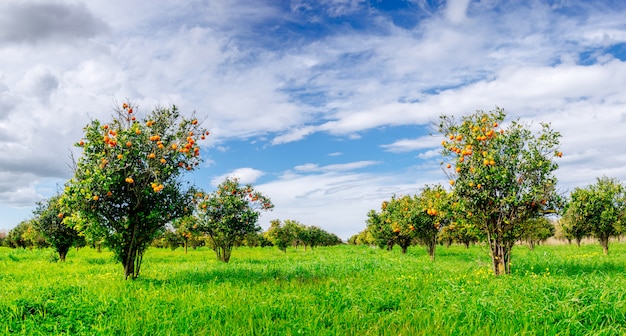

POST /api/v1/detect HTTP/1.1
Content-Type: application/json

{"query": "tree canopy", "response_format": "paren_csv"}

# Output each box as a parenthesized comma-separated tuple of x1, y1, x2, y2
(62, 103, 208, 279)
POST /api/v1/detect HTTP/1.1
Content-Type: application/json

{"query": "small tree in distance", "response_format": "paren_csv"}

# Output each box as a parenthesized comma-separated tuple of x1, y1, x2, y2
(565, 176, 625, 255)
(193, 178, 273, 262)
(32, 194, 81, 261)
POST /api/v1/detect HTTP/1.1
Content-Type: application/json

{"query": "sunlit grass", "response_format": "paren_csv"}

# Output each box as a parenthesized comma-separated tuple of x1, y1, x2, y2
(1, 243, 625, 335)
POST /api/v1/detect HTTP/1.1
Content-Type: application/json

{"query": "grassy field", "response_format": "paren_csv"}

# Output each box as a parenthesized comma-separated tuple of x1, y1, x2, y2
(1, 243, 625, 335)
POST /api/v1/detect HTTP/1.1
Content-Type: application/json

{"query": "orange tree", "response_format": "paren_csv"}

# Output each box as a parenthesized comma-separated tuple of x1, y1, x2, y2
(32, 195, 82, 261)
(172, 215, 203, 253)
(62, 103, 208, 279)
(565, 176, 625, 255)
(438, 107, 562, 275)
(367, 186, 447, 258)
(366, 209, 395, 251)
(192, 178, 273, 262)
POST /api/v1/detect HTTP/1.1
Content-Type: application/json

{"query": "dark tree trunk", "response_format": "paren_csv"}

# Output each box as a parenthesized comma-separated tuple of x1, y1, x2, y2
(427, 239, 436, 261)
(599, 236, 609, 255)
(58, 246, 70, 262)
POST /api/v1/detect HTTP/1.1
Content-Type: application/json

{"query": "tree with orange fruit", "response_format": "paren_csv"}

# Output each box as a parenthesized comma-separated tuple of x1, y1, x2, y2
(438, 107, 562, 275)
(62, 103, 209, 279)
(192, 177, 273, 262)
(32, 194, 82, 261)
(367, 185, 448, 259)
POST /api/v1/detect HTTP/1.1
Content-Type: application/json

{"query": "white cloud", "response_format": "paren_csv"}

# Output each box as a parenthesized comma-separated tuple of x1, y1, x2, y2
(294, 160, 381, 173)
(210, 168, 265, 186)
(444, 0, 471, 24)
(381, 135, 441, 153)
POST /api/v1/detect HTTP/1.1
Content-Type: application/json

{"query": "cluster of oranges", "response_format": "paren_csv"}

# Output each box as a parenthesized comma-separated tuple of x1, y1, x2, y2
(82, 103, 210, 201)
(151, 182, 164, 193)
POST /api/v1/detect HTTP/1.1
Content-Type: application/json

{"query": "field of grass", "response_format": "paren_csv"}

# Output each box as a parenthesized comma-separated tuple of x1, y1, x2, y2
(1, 242, 625, 335)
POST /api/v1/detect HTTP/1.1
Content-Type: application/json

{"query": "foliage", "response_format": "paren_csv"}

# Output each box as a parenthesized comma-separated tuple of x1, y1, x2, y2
(366, 209, 395, 251)
(366, 186, 449, 259)
(559, 212, 591, 246)
(565, 176, 625, 255)
(6, 221, 48, 250)
(264, 219, 340, 252)
(0, 230, 6, 247)
(193, 178, 273, 262)
(241, 232, 273, 247)
(62, 103, 208, 279)
(31, 195, 82, 261)
(172, 215, 203, 252)
(519, 217, 555, 249)
(438, 221, 482, 248)
(438, 107, 562, 275)
(349, 227, 375, 246)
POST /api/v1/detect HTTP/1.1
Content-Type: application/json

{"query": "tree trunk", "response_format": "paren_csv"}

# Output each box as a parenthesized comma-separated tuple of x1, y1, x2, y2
(575, 238, 581, 247)
(216, 244, 232, 262)
(599, 236, 609, 255)
(184, 240, 188, 254)
(58, 246, 69, 262)
(427, 240, 436, 261)
(401, 245, 408, 254)
(488, 232, 511, 276)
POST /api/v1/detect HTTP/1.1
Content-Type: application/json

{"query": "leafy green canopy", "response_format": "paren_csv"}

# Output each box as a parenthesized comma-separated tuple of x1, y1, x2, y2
(32, 195, 82, 261)
(193, 178, 273, 262)
(438, 107, 562, 275)
(566, 176, 625, 255)
(62, 103, 209, 279)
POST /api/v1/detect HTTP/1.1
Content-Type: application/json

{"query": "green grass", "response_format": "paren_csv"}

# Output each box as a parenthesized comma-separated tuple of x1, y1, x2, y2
(1, 243, 625, 335)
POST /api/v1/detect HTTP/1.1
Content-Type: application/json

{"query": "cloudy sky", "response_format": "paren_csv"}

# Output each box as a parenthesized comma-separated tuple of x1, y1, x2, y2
(1, 0, 625, 240)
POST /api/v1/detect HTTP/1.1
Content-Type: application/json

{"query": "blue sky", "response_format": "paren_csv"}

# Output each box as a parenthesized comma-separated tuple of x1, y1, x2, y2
(1, 0, 626, 240)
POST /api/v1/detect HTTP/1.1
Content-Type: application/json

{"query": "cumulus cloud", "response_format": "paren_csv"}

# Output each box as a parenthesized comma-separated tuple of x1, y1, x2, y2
(210, 168, 265, 186)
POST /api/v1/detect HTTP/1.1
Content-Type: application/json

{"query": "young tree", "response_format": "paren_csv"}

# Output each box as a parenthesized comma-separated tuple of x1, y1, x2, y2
(565, 176, 625, 255)
(366, 209, 395, 250)
(560, 212, 590, 246)
(172, 215, 203, 253)
(6, 221, 30, 249)
(32, 195, 81, 261)
(519, 217, 555, 250)
(305, 226, 324, 249)
(438, 108, 562, 275)
(193, 178, 273, 262)
(62, 103, 208, 279)
(265, 219, 293, 252)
